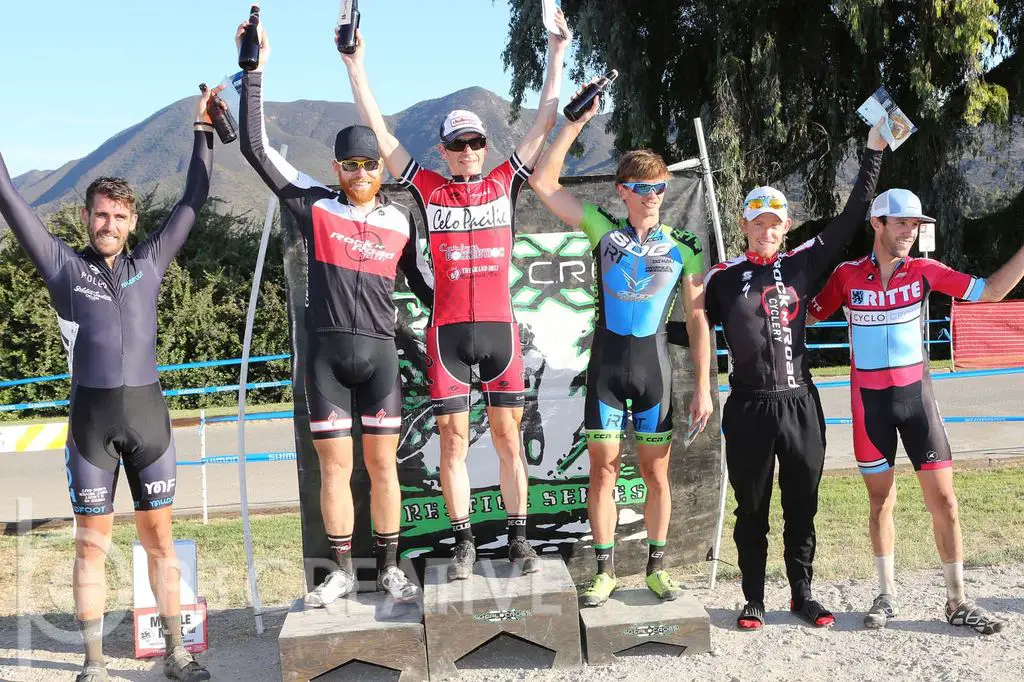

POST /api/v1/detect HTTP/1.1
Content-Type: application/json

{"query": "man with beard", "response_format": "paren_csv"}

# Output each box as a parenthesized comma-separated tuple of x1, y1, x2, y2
(0, 91, 218, 681)
(238, 22, 434, 606)
(809, 189, 1022, 634)
(342, 11, 572, 580)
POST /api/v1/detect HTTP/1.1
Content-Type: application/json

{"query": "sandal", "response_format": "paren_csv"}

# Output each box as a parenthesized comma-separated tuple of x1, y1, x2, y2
(737, 601, 765, 630)
(945, 600, 1006, 635)
(791, 598, 835, 628)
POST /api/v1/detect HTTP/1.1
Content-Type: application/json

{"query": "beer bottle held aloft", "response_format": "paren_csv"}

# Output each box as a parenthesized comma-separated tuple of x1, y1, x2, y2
(200, 84, 238, 144)
(238, 5, 261, 71)
(336, 0, 360, 54)
(563, 69, 618, 122)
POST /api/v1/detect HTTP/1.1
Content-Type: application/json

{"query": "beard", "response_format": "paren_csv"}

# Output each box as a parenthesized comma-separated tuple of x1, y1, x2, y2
(89, 231, 127, 256)
(342, 174, 382, 204)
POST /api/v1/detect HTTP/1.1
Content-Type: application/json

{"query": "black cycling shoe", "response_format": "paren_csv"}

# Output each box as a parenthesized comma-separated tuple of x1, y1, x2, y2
(164, 646, 211, 681)
(447, 540, 476, 581)
(507, 537, 540, 574)
(737, 601, 765, 630)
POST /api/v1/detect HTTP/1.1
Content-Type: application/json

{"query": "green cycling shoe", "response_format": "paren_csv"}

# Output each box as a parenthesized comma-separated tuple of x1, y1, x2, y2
(646, 570, 683, 601)
(580, 572, 617, 608)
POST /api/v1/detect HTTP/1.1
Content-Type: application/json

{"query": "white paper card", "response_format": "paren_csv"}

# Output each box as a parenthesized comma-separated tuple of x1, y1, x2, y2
(541, 0, 564, 37)
(338, 0, 354, 24)
(857, 86, 918, 150)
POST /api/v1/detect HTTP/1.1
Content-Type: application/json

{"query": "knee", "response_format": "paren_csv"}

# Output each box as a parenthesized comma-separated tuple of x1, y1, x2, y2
(868, 493, 896, 520)
(75, 537, 108, 563)
(926, 492, 959, 523)
(365, 458, 398, 487)
(589, 461, 619, 489)
(439, 429, 469, 464)
(490, 420, 521, 456)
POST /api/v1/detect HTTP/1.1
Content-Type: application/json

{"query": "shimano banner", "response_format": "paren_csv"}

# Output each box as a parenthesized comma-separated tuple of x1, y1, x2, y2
(281, 170, 722, 587)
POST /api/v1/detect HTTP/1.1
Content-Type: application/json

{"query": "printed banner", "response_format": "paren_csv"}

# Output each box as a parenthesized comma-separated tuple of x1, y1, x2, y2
(281, 170, 722, 587)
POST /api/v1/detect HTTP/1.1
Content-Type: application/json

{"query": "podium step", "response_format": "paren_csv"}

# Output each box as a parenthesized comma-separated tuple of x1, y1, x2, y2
(278, 593, 427, 681)
(423, 557, 582, 678)
(579, 588, 711, 665)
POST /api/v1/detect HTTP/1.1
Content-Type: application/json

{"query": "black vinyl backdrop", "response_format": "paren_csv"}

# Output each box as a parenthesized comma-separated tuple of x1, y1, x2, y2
(280, 170, 722, 588)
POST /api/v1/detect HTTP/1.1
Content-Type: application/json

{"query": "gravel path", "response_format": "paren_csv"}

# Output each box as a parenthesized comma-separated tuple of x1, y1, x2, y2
(2, 565, 1020, 681)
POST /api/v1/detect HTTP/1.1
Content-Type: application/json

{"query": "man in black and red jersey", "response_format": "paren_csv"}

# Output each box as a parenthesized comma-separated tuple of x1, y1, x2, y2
(703, 122, 887, 630)
(343, 12, 572, 580)
(237, 22, 434, 607)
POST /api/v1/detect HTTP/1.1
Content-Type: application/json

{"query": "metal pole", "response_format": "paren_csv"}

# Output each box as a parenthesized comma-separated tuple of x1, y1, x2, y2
(923, 249, 931, 358)
(200, 408, 208, 525)
(237, 144, 287, 635)
(693, 118, 730, 591)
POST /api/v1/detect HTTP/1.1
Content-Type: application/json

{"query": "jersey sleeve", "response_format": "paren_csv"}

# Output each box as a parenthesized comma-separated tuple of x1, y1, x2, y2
(487, 153, 531, 203)
(921, 258, 986, 301)
(133, 128, 214, 275)
(670, 228, 704, 277)
(239, 71, 334, 232)
(0, 150, 72, 282)
(578, 203, 618, 248)
(803, 148, 883, 279)
(397, 158, 448, 223)
(701, 271, 722, 324)
(809, 265, 847, 320)
(394, 202, 435, 308)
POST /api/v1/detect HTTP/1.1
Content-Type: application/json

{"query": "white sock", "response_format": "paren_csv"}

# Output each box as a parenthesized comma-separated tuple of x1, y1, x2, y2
(942, 561, 965, 604)
(874, 554, 896, 596)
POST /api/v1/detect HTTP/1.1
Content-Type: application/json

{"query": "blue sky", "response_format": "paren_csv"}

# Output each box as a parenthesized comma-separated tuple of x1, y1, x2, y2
(0, 1, 575, 176)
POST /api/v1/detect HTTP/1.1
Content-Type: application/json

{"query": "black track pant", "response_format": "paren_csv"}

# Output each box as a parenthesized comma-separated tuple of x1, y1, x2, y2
(723, 385, 825, 604)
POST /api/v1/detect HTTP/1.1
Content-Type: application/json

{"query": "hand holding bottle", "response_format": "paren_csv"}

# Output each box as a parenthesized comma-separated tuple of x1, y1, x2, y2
(195, 84, 226, 126)
(235, 17, 269, 72)
(338, 27, 365, 69)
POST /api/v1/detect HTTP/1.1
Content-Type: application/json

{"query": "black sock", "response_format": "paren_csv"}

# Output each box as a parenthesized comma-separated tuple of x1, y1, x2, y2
(161, 614, 183, 653)
(507, 515, 527, 541)
(450, 516, 473, 545)
(647, 539, 666, 575)
(78, 617, 104, 665)
(375, 531, 400, 573)
(594, 543, 615, 577)
(327, 533, 354, 575)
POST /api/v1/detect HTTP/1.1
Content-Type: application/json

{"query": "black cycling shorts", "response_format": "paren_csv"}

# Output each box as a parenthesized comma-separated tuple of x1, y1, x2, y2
(584, 329, 673, 445)
(852, 378, 952, 474)
(306, 332, 403, 439)
(426, 322, 526, 415)
(65, 382, 177, 516)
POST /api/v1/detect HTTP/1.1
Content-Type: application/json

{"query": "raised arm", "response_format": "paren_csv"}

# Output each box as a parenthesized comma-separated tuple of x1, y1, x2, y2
(807, 121, 887, 278)
(237, 22, 332, 221)
(136, 92, 215, 274)
(342, 30, 411, 179)
(979, 244, 1024, 301)
(0, 150, 70, 281)
(528, 93, 600, 230)
(514, 10, 572, 167)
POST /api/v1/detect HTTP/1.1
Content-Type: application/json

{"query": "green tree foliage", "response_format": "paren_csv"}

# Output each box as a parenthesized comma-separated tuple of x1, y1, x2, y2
(0, 197, 292, 419)
(503, 0, 1023, 274)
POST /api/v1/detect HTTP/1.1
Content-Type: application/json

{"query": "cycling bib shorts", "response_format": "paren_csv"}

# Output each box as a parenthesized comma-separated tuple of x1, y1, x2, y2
(426, 322, 525, 414)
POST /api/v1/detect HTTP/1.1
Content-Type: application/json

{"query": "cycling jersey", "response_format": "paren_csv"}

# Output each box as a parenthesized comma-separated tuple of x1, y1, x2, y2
(398, 153, 530, 326)
(810, 254, 985, 472)
(1, 129, 213, 515)
(578, 203, 703, 336)
(0, 131, 214, 389)
(240, 71, 434, 337)
(703, 149, 883, 392)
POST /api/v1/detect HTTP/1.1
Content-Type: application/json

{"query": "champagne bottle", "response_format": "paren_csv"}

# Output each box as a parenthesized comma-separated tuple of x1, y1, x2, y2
(563, 69, 618, 122)
(200, 84, 238, 144)
(336, 0, 360, 54)
(238, 5, 261, 71)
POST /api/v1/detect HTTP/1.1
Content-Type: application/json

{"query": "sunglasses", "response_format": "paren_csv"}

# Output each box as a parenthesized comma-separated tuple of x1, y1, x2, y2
(745, 195, 786, 210)
(338, 158, 381, 172)
(444, 137, 487, 152)
(621, 181, 667, 196)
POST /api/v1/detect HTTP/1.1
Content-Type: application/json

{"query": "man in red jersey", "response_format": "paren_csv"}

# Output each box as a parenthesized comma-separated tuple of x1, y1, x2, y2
(342, 11, 572, 580)
(810, 188, 1023, 634)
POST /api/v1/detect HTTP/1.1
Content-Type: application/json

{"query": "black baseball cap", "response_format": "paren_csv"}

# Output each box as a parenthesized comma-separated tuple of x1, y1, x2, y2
(334, 125, 380, 160)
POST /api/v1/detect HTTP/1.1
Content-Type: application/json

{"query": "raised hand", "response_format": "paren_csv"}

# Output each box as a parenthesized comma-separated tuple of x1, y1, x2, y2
(195, 83, 227, 125)
(339, 27, 365, 69)
(235, 20, 270, 71)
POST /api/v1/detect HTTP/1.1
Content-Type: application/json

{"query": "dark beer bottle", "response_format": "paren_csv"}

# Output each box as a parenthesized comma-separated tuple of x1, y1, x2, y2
(563, 69, 619, 122)
(200, 84, 238, 144)
(336, 0, 360, 54)
(238, 5, 261, 71)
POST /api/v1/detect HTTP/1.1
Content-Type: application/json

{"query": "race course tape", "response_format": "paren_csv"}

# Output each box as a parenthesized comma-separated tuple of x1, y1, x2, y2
(178, 452, 297, 466)
(0, 422, 68, 452)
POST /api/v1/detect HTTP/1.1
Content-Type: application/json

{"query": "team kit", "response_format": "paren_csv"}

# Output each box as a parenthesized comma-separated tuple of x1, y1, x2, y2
(2, 7, 1023, 682)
